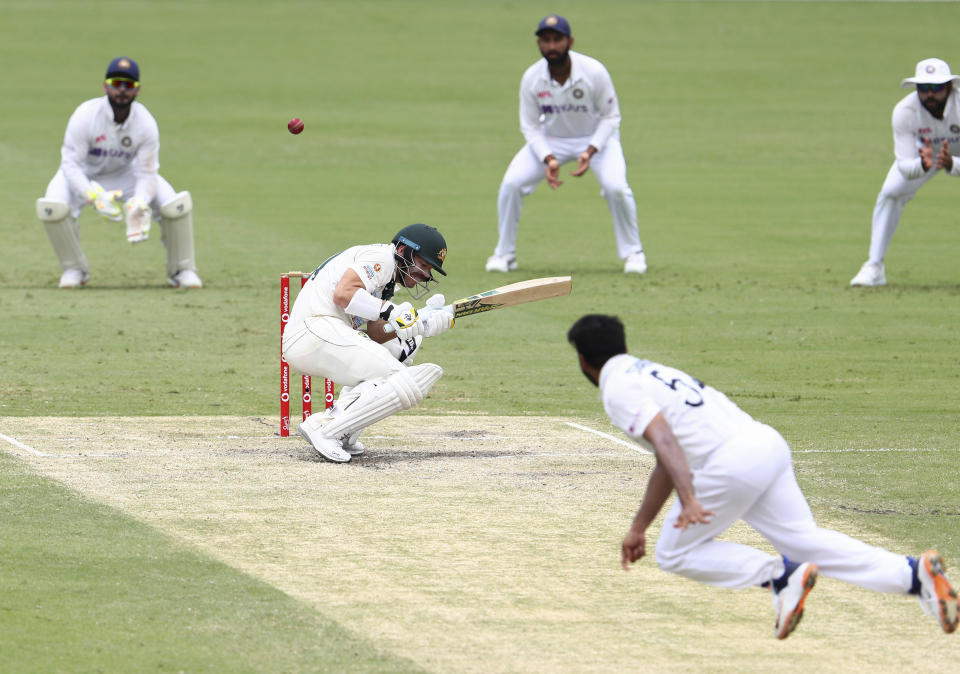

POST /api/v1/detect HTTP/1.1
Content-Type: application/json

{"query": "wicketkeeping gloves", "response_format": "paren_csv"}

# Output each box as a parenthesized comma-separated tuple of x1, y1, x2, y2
(124, 197, 152, 243)
(86, 181, 124, 222)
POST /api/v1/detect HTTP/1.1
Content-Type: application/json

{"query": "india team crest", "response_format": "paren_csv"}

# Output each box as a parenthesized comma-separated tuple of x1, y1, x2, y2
(545, 15, 559, 27)
(121, 137, 132, 147)
(119, 58, 131, 69)
(573, 88, 584, 99)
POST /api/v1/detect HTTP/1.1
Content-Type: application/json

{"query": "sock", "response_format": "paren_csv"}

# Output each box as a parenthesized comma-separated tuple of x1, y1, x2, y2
(771, 556, 800, 593)
(907, 556, 921, 595)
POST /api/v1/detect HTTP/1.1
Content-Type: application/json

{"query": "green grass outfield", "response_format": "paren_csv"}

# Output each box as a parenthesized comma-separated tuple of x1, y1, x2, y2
(1, 0, 959, 671)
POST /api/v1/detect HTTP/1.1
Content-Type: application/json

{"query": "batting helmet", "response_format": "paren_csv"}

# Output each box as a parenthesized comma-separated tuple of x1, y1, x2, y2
(392, 224, 447, 276)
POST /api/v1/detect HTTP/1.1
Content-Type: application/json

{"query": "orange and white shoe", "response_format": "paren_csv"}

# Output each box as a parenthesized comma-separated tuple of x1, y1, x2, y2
(917, 550, 959, 634)
(772, 561, 818, 639)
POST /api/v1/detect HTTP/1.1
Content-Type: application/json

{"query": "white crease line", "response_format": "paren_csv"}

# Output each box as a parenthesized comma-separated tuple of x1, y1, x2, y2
(0, 432, 55, 457)
(564, 422, 653, 455)
(795, 448, 946, 454)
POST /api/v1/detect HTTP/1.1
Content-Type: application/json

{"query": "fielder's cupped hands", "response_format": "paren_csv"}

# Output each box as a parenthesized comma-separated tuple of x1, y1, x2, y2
(674, 499, 715, 530)
(545, 156, 563, 189)
(936, 139, 954, 171)
(570, 150, 592, 177)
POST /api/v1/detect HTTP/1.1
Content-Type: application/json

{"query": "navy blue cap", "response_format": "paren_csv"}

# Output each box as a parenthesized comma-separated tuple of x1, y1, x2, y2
(105, 57, 140, 81)
(535, 15, 571, 37)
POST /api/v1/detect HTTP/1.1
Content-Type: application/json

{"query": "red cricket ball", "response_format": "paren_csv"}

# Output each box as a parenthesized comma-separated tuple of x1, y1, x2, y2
(288, 117, 304, 135)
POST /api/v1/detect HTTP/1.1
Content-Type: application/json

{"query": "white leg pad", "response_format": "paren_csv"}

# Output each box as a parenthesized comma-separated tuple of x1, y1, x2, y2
(321, 363, 443, 440)
(159, 191, 197, 277)
(37, 199, 89, 273)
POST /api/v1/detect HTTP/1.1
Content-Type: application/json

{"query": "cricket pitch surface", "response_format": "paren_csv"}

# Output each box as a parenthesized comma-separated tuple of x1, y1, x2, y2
(0, 415, 952, 672)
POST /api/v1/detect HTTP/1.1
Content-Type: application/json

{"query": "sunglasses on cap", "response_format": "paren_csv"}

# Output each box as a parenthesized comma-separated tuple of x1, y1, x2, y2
(105, 77, 140, 90)
(917, 82, 948, 93)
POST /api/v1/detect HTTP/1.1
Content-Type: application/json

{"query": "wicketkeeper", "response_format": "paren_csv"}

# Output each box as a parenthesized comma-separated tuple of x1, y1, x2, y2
(282, 224, 454, 463)
(36, 57, 201, 289)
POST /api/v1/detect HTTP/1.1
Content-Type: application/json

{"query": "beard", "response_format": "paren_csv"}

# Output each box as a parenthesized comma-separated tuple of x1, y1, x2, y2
(541, 47, 570, 68)
(922, 96, 947, 118)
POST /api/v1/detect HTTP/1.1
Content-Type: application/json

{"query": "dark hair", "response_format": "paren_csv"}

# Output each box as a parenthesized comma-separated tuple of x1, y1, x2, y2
(567, 314, 627, 369)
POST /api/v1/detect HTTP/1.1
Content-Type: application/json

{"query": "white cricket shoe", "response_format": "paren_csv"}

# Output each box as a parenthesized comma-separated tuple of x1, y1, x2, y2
(917, 550, 959, 633)
(624, 251, 647, 274)
(485, 254, 518, 272)
(168, 269, 203, 289)
(298, 414, 351, 463)
(341, 431, 365, 456)
(59, 268, 89, 289)
(850, 261, 886, 287)
(772, 561, 817, 639)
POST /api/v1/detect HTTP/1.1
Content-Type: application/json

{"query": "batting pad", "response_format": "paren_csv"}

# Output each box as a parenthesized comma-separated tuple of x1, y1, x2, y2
(159, 191, 196, 277)
(37, 199, 89, 273)
(321, 363, 443, 440)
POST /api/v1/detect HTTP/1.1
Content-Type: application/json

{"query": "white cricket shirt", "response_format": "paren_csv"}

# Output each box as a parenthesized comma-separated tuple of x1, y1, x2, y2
(288, 244, 397, 331)
(518, 50, 622, 162)
(599, 354, 759, 466)
(59, 96, 160, 201)
(891, 90, 960, 179)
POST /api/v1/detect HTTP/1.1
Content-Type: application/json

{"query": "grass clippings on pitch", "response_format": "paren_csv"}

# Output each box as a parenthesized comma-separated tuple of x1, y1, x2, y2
(1, 416, 954, 674)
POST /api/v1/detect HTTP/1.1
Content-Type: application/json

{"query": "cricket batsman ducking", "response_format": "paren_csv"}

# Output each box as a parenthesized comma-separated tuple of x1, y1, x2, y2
(282, 224, 454, 463)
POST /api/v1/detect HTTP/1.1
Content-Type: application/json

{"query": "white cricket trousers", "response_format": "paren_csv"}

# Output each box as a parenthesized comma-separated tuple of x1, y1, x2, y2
(282, 316, 403, 387)
(654, 423, 913, 593)
(44, 168, 178, 219)
(867, 162, 944, 264)
(494, 135, 643, 260)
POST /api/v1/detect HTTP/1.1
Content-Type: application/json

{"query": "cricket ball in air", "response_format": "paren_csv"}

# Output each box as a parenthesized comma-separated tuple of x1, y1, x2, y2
(288, 117, 304, 135)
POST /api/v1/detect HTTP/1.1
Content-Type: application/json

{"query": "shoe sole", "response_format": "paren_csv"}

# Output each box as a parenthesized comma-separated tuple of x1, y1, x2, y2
(777, 565, 817, 640)
(298, 426, 351, 463)
(922, 552, 959, 634)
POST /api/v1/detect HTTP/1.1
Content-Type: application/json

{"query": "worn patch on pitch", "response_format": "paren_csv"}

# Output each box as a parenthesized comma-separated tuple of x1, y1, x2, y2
(0, 416, 953, 673)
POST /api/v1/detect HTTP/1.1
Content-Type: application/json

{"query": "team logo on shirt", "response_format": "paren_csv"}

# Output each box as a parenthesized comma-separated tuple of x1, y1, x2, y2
(572, 88, 584, 99)
(952, 124, 960, 134)
(373, 263, 382, 272)
(121, 136, 132, 147)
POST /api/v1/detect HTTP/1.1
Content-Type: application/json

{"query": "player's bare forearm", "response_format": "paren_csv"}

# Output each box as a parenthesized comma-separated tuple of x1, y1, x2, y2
(365, 320, 394, 344)
(643, 414, 714, 528)
(621, 463, 671, 569)
(632, 462, 673, 531)
(333, 269, 368, 308)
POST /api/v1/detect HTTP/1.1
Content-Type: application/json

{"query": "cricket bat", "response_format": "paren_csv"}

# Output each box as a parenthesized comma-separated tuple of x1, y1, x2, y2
(446, 276, 572, 318)
(383, 277, 572, 333)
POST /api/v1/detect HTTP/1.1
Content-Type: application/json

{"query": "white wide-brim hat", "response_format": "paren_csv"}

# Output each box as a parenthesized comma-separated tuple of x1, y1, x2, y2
(901, 57, 960, 89)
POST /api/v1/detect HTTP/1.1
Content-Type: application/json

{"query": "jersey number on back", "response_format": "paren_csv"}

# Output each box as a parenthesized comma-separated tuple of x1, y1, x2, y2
(649, 369, 705, 407)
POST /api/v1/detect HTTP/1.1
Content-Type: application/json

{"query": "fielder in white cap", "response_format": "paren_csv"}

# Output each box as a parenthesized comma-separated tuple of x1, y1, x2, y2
(36, 57, 202, 289)
(569, 314, 959, 639)
(485, 14, 647, 275)
(851, 57, 960, 286)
